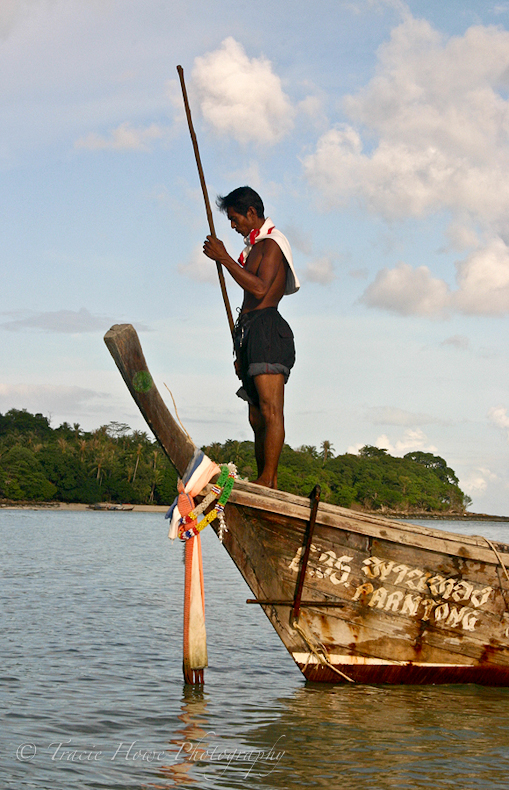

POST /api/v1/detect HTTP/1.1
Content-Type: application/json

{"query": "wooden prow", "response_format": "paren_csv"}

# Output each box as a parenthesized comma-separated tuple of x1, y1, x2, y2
(104, 324, 196, 477)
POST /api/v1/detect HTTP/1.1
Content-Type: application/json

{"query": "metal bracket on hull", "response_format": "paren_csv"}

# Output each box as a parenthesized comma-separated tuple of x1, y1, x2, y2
(246, 485, 328, 612)
(292, 484, 321, 622)
(244, 483, 357, 682)
(246, 599, 346, 606)
(246, 486, 325, 612)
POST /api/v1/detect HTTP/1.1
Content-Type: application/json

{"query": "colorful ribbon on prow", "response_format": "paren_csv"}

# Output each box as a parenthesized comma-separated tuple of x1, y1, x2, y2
(165, 451, 236, 684)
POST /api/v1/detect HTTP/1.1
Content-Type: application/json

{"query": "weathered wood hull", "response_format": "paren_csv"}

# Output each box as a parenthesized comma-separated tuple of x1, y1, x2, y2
(105, 324, 509, 685)
(213, 483, 509, 685)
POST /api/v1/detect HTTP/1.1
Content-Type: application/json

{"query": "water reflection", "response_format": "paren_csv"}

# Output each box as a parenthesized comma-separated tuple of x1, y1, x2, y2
(5, 512, 509, 790)
(155, 686, 211, 787)
(146, 681, 509, 790)
(151, 683, 287, 790)
(241, 683, 509, 790)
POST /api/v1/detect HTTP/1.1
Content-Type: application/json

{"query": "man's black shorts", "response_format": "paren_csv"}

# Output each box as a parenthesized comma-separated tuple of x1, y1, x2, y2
(233, 307, 295, 407)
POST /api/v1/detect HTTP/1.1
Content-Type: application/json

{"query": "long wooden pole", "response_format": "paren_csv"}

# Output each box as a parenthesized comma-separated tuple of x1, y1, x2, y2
(177, 65, 235, 338)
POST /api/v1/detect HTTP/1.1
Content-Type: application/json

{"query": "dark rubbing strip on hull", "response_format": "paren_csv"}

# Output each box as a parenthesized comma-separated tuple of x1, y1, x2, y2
(299, 662, 509, 685)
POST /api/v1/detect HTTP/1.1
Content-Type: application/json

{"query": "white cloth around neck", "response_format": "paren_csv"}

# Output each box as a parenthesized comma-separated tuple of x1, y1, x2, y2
(238, 217, 300, 296)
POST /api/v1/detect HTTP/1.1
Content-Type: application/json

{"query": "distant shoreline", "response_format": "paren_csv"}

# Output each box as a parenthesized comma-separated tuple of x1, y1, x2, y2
(1, 501, 508, 521)
(0, 502, 168, 513)
(391, 512, 509, 522)
(352, 507, 509, 522)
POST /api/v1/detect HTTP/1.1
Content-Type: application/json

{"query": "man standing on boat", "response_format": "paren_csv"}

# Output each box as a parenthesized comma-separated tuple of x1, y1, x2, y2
(203, 186, 299, 489)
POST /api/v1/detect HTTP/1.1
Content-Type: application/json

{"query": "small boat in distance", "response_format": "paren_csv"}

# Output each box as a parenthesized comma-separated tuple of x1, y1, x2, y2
(88, 503, 135, 511)
(105, 324, 509, 685)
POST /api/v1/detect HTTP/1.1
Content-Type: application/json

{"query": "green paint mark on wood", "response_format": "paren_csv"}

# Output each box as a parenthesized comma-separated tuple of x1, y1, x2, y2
(132, 370, 153, 394)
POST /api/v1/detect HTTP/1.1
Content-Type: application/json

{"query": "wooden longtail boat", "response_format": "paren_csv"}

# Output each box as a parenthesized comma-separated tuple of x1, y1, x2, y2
(105, 324, 509, 685)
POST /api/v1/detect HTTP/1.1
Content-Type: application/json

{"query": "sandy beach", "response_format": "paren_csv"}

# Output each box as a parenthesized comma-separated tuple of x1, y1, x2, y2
(0, 502, 168, 513)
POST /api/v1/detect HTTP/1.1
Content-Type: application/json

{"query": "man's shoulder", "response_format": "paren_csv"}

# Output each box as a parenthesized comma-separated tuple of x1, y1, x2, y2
(257, 236, 286, 261)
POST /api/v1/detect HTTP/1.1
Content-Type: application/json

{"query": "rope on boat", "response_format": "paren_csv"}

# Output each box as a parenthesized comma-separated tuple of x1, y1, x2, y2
(164, 383, 193, 440)
(477, 536, 509, 612)
(472, 535, 509, 613)
(291, 619, 355, 683)
(481, 537, 509, 586)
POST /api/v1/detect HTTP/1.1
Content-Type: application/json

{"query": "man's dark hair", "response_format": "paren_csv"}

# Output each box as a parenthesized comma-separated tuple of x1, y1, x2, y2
(216, 186, 264, 219)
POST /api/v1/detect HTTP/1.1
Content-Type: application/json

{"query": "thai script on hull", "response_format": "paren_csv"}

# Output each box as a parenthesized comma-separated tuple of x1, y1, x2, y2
(288, 546, 494, 633)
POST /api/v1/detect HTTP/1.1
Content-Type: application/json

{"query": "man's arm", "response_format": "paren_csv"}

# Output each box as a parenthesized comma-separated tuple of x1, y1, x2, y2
(203, 236, 283, 300)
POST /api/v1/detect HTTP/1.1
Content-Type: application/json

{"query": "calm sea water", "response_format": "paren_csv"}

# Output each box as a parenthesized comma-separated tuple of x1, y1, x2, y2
(2, 510, 509, 790)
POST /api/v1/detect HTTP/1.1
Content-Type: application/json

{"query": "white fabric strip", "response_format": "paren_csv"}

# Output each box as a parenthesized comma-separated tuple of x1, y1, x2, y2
(238, 217, 300, 296)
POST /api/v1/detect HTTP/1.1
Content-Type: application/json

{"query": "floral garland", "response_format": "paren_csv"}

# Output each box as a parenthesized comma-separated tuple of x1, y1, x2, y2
(178, 464, 236, 541)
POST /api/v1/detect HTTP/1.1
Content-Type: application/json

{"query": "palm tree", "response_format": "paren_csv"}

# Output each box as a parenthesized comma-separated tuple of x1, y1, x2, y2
(298, 445, 319, 459)
(78, 439, 87, 461)
(132, 443, 143, 482)
(57, 437, 69, 454)
(149, 450, 162, 503)
(320, 440, 335, 466)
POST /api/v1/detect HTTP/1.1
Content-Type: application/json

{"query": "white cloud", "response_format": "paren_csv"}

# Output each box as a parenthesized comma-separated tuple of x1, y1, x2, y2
(461, 467, 499, 497)
(347, 428, 437, 456)
(178, 244, 218, 284)
(305, 15, 509, 224)
(444, 222, 481, 252)
(302, 256, 336, 285)
(75, 121, 165, 151)
(453, 238, 509, 315)
(304, 12, 509, 315)
(346, 442, 365, 455)
(375, 428, 438, 455)
(297, 93, 329, 131)
(0, 307, 126, 333)
(461, 474, 488, 495)
(488, 405, 509, 442)
(360, 261, 450, 316)
(192, 37, 294, 145)
(361, 236, 509, 316)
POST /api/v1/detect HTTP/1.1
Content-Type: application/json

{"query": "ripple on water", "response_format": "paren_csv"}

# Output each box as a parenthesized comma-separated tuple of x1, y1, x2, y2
(2, 511, 509, 789)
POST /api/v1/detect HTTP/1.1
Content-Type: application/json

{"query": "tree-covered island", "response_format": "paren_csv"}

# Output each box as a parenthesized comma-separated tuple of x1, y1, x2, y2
(0, 408, 472, 515)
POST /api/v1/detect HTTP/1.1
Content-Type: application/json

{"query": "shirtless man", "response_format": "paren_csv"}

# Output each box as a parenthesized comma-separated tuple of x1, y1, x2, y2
(203, 186, 299, 489)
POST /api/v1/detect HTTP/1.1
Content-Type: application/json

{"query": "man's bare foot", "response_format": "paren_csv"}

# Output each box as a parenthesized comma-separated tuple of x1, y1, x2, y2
(252, 477, 278, 489)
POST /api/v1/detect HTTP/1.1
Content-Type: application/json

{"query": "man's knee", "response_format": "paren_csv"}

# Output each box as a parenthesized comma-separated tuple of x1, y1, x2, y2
(258, 398, 283, 424)
(254, 374, 284, 420)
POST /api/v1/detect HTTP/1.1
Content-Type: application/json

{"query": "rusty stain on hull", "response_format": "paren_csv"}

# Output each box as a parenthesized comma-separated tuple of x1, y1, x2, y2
(300, 662, 509, 685)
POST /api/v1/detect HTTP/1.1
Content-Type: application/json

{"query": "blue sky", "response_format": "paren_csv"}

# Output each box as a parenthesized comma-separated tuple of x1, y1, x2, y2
(2, 0, 509, 513)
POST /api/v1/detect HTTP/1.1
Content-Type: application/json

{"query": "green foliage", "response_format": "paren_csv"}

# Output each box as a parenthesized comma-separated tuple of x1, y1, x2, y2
(0, 414, 177, 505)
(0, 411, 469, 513)
(202, 441, 470, 514)
(1, 445, 57, 501)
(0, 408, 52, 439)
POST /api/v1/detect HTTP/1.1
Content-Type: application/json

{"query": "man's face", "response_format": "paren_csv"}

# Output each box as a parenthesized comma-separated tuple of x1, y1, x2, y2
(227, 207, 254, 236)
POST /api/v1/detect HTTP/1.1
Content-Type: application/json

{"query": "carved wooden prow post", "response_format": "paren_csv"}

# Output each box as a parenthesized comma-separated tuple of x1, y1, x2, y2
(104, 323, 196, 477)
(105, 323, 208, 686)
